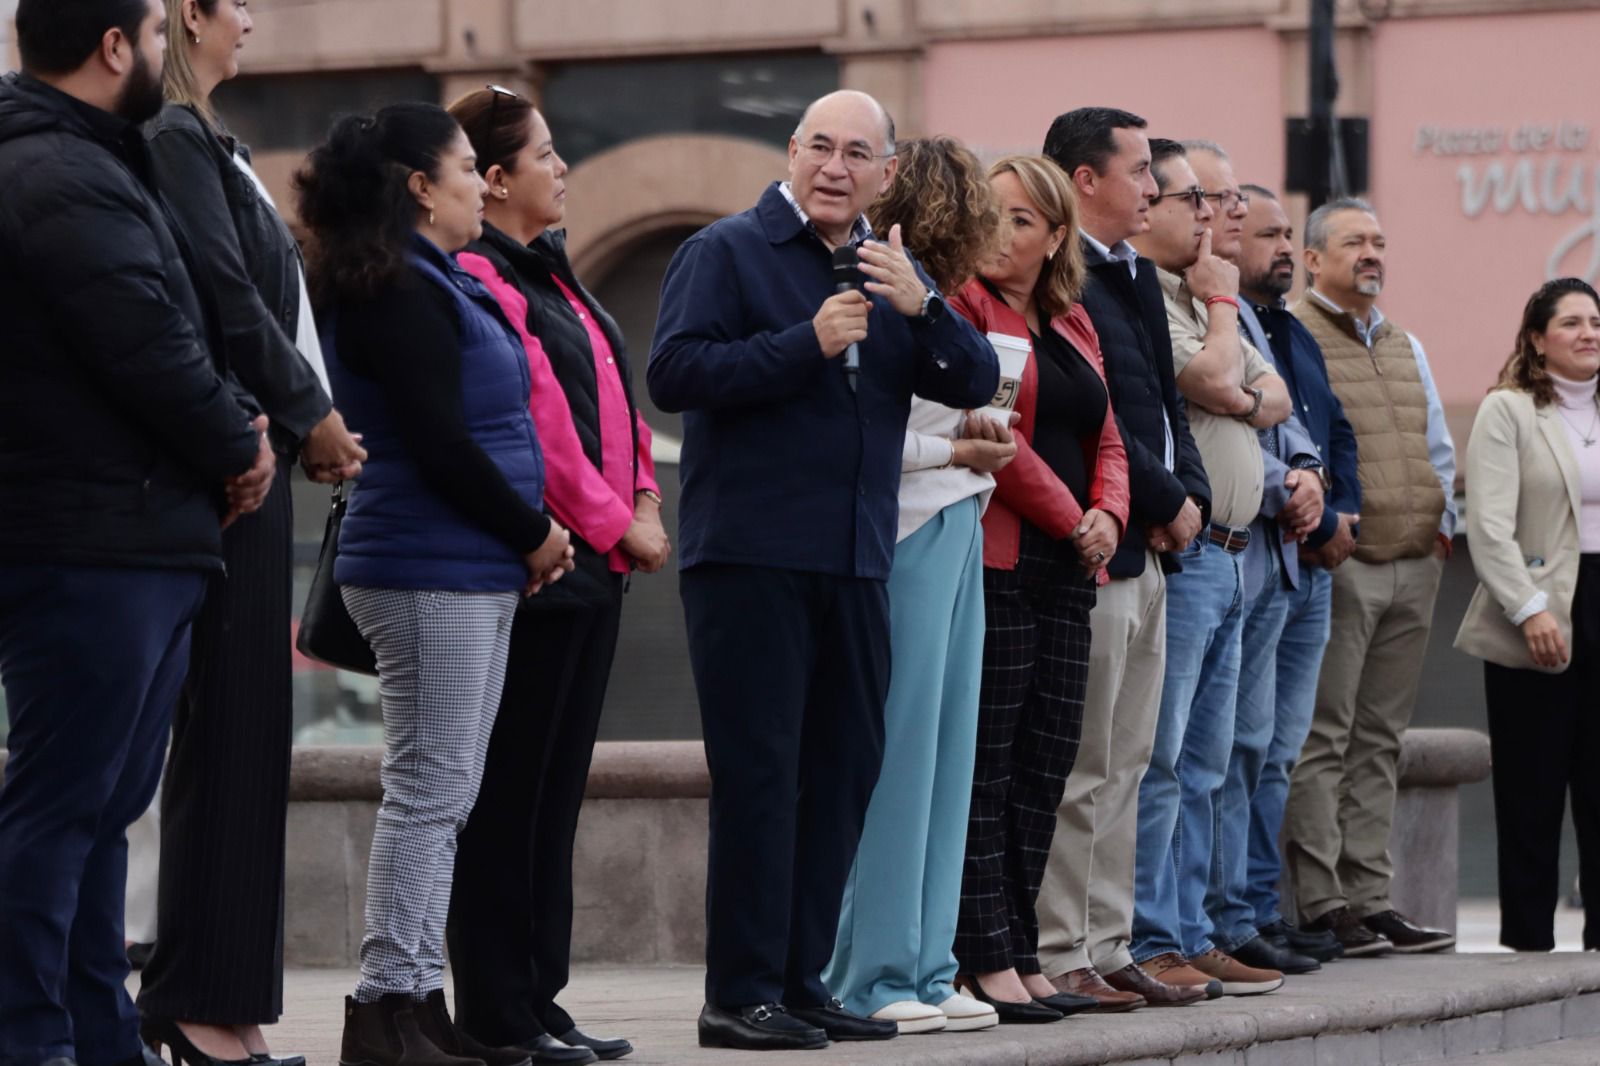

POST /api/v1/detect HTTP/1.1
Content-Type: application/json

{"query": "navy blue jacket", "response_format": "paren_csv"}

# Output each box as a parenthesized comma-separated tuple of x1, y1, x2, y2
(1077, 240, 1211, 578)
(326, 238, 546, 592)
(1245, 297, 1361, 541)
(648, 182, 998, 581)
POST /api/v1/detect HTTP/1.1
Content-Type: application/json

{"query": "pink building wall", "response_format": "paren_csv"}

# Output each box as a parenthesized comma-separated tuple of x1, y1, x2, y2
(923, 29, 1285, 208)
(1369, 9, 1600, 445)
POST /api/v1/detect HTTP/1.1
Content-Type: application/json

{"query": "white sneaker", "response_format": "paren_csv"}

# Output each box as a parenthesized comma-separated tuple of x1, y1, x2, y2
(870, 999, 947, 1034)
(935, 992, 999, 1032)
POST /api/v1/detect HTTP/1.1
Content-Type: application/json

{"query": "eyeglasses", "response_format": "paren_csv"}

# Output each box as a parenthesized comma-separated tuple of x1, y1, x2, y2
(486, 83, 520, 128)
(800, 139, 891, 173)
(1151, 185, 1205, 210)
(1202, 188, 1251, 211)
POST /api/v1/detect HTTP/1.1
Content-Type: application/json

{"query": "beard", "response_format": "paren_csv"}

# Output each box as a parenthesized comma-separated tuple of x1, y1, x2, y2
(1245, 258, 1294, 300)
(1352, 261, 1384, 297)
(114, 46, 165, 124)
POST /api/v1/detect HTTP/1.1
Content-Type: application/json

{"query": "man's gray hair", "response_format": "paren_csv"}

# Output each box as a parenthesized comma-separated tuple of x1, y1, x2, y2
(1179, 138, 1230, 162)
(1305, 196, 1378, 251)
(793, 91, 896, 155)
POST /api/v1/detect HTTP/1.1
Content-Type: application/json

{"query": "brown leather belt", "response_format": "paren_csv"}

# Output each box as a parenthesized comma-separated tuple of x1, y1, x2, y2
(1206, 522, 1252, 555)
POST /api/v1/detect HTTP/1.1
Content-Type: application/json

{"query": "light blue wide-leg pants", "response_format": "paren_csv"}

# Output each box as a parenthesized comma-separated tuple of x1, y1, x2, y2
(826, 495, 985, 1015)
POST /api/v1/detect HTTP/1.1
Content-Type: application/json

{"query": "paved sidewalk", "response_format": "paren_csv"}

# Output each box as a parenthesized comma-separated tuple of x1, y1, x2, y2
(136, 953, 1600, 1066)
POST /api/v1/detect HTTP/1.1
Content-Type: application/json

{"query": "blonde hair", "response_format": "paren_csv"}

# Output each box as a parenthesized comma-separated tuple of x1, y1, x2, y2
(161, 0, 219, 130)
(987, 154, 1086, 320)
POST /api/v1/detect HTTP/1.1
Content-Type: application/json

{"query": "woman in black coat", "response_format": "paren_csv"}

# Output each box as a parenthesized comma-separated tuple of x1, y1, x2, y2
(440, 86, 671, 1064)
(134, 2, 366, 1063)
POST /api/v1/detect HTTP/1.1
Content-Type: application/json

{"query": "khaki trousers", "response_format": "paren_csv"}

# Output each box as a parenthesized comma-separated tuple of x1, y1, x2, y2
(1036, 553, 1166, 977)
(1284, 552, 1444, 923)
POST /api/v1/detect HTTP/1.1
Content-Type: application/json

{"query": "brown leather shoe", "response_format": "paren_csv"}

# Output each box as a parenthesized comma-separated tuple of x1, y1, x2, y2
(1049, 968, 1145, 1013)
(1102, 959, 1207, 1005)
(1187, 948, 1284, 996)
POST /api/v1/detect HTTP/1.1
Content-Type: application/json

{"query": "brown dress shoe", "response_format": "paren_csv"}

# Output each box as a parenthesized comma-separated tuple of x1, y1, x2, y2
(1101, 960, 1207, 1006)
(1050, 968, 1145, 1013)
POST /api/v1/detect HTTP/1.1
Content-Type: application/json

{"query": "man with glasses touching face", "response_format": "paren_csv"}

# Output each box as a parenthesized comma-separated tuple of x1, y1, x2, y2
(1127, 139, 1294, 1000)
(648, 90, 997, 1052)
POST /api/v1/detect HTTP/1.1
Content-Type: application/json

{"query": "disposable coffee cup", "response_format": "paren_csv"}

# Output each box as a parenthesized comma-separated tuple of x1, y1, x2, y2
(978, 332, 1030, 422)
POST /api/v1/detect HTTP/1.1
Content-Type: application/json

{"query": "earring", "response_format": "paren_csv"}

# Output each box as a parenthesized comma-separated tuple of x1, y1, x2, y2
(428, 210, 435, 226)
(191, 33, 201, 44)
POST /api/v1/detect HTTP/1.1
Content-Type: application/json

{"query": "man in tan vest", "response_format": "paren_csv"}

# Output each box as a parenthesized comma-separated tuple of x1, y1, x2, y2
(1284, 198, 1457, 956)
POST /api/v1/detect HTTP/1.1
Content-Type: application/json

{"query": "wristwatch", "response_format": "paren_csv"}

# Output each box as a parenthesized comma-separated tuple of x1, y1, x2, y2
(918, 288, 946, 322)
(1238, 386, 1263, 423)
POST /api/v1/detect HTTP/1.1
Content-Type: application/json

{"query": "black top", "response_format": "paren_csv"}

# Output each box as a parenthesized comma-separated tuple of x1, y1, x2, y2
(0, 73, 259, 571)
(1030, 326, 1107, 511)
(335, 276, 551, 553)
(1077, 238, 1212, 577)
(145, 104, 332, 448)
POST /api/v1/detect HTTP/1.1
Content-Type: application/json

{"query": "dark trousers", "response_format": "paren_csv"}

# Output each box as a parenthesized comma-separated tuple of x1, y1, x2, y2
(681, 564, 890, 1009)
(447, 575, 625, 1044)
(1485, 553, 1600, 952)
(956, 529, 1096, 975)
(138, 460, 295, 1024)
(0, 563, 206, 1066)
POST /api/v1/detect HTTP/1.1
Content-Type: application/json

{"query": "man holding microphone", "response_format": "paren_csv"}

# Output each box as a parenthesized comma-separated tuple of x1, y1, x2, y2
(648, 89, 996, 1052)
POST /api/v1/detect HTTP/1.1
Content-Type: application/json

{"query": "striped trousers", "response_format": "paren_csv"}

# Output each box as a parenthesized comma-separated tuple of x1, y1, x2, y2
(342, 586, 518, 1002)
(956, 525, 1096, 976)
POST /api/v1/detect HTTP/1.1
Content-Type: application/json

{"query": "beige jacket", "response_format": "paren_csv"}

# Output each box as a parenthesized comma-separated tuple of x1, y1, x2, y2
(1453, 387, 1582, 673)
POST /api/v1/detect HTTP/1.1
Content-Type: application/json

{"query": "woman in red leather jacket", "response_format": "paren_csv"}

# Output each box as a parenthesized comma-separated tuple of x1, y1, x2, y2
(950, 154, 1129, 1023)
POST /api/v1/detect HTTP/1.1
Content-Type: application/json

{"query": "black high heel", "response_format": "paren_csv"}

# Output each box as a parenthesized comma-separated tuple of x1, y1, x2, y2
(139, 1019, 254, 1066)
(957, 975, 1064, 1023)
(250, 1053, 307, 1066)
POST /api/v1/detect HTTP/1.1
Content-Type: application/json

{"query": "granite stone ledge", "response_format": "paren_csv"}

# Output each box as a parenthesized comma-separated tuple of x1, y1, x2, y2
(283, 740, 710, 802)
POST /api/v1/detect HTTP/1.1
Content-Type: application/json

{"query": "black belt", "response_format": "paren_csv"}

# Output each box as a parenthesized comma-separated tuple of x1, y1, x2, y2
(1207, 522, 1251, 555)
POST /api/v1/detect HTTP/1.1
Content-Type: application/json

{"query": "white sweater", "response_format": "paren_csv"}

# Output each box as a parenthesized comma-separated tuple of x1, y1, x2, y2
(896, 398, 996, 543)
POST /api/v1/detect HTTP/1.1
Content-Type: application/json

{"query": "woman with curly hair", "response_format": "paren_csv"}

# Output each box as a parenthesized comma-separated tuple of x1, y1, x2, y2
(824, 136, 1016, 1035)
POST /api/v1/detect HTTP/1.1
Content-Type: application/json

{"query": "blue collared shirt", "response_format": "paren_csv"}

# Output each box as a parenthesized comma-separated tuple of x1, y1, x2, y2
(647, 182, 998, 580)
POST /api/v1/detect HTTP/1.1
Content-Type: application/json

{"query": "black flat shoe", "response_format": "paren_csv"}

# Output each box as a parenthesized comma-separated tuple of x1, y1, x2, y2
(250, 1054, 307, 1066)
(1031, 990, 1099, 1017)
(697, 1003, 828, 1051)
(786, 999, 896, 1041)
(960, 977, 1065, 1024)
(517, 1034, 596, 1064)
(552, 1028, 630, 1061)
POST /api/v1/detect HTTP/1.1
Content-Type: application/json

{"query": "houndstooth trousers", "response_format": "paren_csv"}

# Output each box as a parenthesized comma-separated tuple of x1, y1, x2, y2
(342, 586, 518, 1002)
(956, 525, 1097, 976)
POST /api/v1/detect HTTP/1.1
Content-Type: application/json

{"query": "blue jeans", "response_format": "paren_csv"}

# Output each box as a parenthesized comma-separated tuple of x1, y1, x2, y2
(1131, 540, 1244, 962)
(1207, 550, 1290, 951)
(1244, 567, 1332, 927)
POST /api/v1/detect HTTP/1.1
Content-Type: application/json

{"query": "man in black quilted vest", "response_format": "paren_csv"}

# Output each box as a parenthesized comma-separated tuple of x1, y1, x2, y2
(1033, 107, 1213, 1010)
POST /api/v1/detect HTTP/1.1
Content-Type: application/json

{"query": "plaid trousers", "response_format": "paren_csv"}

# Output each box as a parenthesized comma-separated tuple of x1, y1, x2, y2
(956, 526, 1096, 975)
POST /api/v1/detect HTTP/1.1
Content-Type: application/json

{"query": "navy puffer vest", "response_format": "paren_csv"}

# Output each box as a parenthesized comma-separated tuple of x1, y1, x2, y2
(326, 236, 545, 592)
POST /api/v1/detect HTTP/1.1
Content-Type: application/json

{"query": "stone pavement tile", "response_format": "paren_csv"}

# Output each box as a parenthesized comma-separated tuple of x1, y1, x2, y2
(1378, 1020, 1443, 1064)
(147, 954, 1600, 1066)
(1435, 1033, 1600, 1065)
(1500, 1000, 1564, 1049)
(1562, 992, 1600, 1038)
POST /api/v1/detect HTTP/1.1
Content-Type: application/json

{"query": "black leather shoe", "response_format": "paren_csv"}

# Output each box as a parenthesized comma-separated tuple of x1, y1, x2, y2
(250, 1054, 307, 1066)
(1259, 919, 1344, 962)
(961, 976, 1065, 1023)
(1361, 910, 1455, 953)
(1229, 934, 1320, 975)
(552, 1029, 629, 1061)
(786, 999, 896, 1041)
(516, 1034, 597, 1064)
(1031, 989, 1099, 1017)
(697, 1003, 827, 1051)
(1305, 906, 1393, 957)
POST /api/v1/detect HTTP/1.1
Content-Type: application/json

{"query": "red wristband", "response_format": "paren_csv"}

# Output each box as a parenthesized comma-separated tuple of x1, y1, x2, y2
(1205, 295, 1240, 311)
(1436, 531, 1454, 559)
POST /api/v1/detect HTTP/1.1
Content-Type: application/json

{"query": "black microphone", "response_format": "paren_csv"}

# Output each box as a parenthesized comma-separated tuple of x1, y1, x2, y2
(831, 245, 862, 392)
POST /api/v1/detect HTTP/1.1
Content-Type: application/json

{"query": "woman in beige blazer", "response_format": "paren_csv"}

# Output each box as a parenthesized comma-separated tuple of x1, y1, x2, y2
(1455, 276, 1600, 952)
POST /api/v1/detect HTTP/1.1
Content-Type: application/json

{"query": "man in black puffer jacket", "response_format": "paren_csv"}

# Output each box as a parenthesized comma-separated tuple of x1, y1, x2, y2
(0, 3, 270, 1065)
(1030, 107, 1218, 1013)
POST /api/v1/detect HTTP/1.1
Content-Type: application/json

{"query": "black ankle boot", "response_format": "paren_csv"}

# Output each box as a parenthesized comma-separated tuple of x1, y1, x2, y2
(338, 995, 486, 1066)
(415, 991, 532, 1066)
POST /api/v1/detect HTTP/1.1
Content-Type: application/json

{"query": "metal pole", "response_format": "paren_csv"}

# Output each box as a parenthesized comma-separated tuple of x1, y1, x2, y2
(1307, 0, 1342, 210)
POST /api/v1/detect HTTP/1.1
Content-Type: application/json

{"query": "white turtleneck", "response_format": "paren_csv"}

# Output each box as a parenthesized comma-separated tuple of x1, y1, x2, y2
(1550, 371, 1600, 552)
